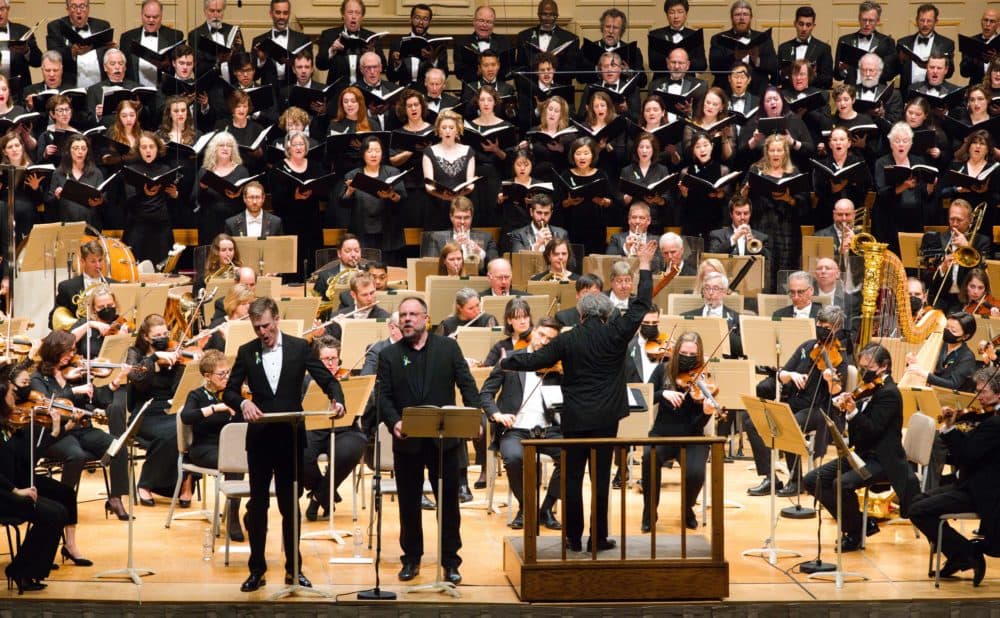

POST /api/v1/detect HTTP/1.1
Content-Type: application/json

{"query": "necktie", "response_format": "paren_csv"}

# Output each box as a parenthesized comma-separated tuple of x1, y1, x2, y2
(143, 31, 157, 38)
(274, 30, 287, 38)
(917, 36, 930, 45)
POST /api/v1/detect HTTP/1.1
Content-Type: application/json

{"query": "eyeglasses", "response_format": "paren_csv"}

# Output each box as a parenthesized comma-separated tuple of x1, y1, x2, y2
(703, 286, 726, 293)
(788, 288, 811, 296)
(212, 370, 231, 378)
(68, 3, 88, 10)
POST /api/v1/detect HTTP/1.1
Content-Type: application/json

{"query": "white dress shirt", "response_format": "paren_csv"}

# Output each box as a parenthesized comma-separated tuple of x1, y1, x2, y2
(138, 30, 160, 87)
(793, 305, 812, 319)
(260, 331, 283, 393)
(514, 368, 547, 430)
(702, 303, 724, 318)
(74, 24, 101, 89)
(910, 33, 933, 85)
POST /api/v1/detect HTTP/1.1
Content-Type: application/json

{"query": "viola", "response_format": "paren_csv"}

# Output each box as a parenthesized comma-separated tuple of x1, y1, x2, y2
(938, 407, 995, 432)
(644, 334, 673, 361)
(675, 363, 727, 421)
(963, 295, 1000, 316)
(63, 355, 148, 380)
(809, 338, 843, 382)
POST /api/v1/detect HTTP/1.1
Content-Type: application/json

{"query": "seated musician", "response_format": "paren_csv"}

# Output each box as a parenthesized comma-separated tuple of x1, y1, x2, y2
(180, 350, 246, 542)
(312, 234, 363, 301)
(69, 285, 130, 355)
(300, 336, 368, 522)
(909, 367, 1000, 586)
(481, 258, 526, 297)
(746, 305, 848, 497)
(195, 233, 241, 300)
(49, 239, 115, 331)
(606, 260, 636, 314)
(529, 238, 577, 282)
(483, 297, 533, 368)
(804, 342, 920, 552)
(321, 272, 391, 341)
(508, 194, 569, 254)
(680, 271, 743, 358)
(903, 311, 978, 392)
(201, 284, 254, 353)
(628, 303, 665, 384)
(480, 317, 563, 531)
(642, 332, 722, 532)
(773, 271, 822, 319)
(955, 268, 1000, 317)
(920, 199, 992, 311)
(422, 197, 500, 275)
(336, 261, 389, 312)
(707, 196, 770, 260)
(554, 273, 602, 328)
(657, 232, 695, 276)
(606, 202, 654, 258)
(438, 241, 465, 277)
(435, 287, 498, 337)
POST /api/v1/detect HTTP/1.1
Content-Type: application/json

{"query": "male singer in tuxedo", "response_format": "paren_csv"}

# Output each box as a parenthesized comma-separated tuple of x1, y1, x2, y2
(648, 48, 706, 119)
(251, 0, 311, 87)
(960, 9, 1000, 87)
(422, 68, 460, 120)
(82, 48, 139, 129)
(579, 8, 647, 88)
(119, 0, 183, 88)
(224, 181, 284, 237)
(515, 0, 579, 85)
(189, 0, 245, 80)
(0, 0, 42, 103)
(388, 4, 449, 88)
(316, 0, 386, 90)
(377, 296, 480, 584)
(707, 195, 770, 260)
(648, 0, 707, 74)
(896, 4, 955, 96)
(776, 7, 833, 89)
(708, 1, 778, 96)
(223, 297, 346, 592)
(45, 0, 111, 89)
(508, 195, 568, 253)
(834, 1, 898, 86)
(453, 6, 515, 84)
(502, 241, 656, 553)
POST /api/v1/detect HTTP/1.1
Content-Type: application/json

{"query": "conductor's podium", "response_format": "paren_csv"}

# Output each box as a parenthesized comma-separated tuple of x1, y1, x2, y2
(503, 436, 729, 602)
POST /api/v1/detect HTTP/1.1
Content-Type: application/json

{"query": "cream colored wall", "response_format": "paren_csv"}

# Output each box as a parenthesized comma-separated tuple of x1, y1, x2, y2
(13, 0, 997, 84)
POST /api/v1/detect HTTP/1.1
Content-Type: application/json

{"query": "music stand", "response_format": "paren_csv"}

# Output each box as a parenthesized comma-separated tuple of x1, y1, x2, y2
(252, 409, 338, 600)
(806, 413, 870, 589)
(740, 396, 808, 565)
(231, 235, 298, 275)
(97, 401, 154, 588)
(401, 405, 481, 598)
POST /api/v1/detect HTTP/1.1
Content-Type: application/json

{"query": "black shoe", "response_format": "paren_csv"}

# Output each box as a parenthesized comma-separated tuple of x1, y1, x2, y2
(685, 509, 698, 530)
(178, 498, 192, 508)
(285, 572, 312, 587)
(539, 508, 561, 530)
(240, 572, 266, 592)
(5, 565, 43, 595)
(228, 511, 245, 543)
(459, 485, 474, 503)
(641, 521, 651, 533)
(61, 546, 93, 567)
(398, 563, 420, 581)
(421, 495, 436, 510)
(444, 566, 462, 585)
(474, 477, 487, 489)
(334, 491, 343, 504)
(747, 478, 782, 496)
(840, 534, 862, 552)
(510, 511, 524, 530)
(138, 493, 155, 507)
(305, 497, 321, 522)
(939, 557, 972, 578)
(776, 481, 800, 498)
(612, 468, 627, 489)
(565, 538, 583, 552)
(586, 538, 617, 552)
(105, 497, 131, 521)
(972, 552, 987, 586)
(866, 518, 881, 537)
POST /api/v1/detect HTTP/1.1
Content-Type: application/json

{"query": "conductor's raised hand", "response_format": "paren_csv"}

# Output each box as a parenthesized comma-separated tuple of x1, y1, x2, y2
(636, 239, 657, 269)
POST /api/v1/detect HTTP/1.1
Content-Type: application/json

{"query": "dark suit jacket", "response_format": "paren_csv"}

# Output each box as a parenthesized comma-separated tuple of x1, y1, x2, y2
(82, 78, 140, 128)
(316, 26, 387, 85)
(251, 29, 311, 87)
(907, 79, 962, 104)
(707, 225, 771, 261)
(46, 17, 112, 86)
(377, 333, 480, 453)
(647, 75, 707, 114)
(508, 223, 568, 253)
(940, 416, 1000, 553)
(5, 22, 42, 101)
(554, 306, 578, 328)
(926, 344, 977, 392)
(896, 32, 955, 95)
(834, 31, 898, 85)
(478, 288, 527, 298)
(223, 333, 344, 450)
(387, 31, 449, 87)
(920, 230, 993, 308)
(680, 305, 744, 358)
(777, 37, 834, 89)
(502, 269, 653, 432)
(453, 33, 515, 84)
(119, 26, 184, 84)
(515, 26, 580, 84)
(709, 28, 778, 96)
(772, 302, 822, 319)
(188, 22, 245, 77)
(605, 231, 655, 257)
(960, 32, 996, 85)
(480, 349, 562, 433)
(423, 230, 499, 271)
(647, 26, 707, 73)
(48, 274, 117, 328)
(223, 211, 284, 237)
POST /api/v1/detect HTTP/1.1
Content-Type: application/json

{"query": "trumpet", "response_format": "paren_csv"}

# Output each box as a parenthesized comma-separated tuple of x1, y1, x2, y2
(736, 224, 762, 254)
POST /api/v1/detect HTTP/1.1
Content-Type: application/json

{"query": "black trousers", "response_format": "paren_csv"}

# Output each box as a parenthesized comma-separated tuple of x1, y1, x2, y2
(2, 486, 67, 580)
(42, 425, 121, 495)
(136, 413, 179, 495)
(246, 432, 303, 575)
(498, 426, 562, 509)
(640, 443, 708, 524)
(909, 487, 981, 563)
(302, 429, 367, 505)
(563, 425, 616, 544)
(394, 438, 462, 568)
(746, 377, 835, 479)
(803, 455, 885, 537)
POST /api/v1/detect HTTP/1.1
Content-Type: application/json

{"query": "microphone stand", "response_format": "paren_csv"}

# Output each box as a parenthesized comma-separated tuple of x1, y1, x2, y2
(358, 375, 396, 600)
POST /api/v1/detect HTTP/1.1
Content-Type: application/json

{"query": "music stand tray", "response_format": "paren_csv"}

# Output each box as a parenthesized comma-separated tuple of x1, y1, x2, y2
(401, 406, 481, 598)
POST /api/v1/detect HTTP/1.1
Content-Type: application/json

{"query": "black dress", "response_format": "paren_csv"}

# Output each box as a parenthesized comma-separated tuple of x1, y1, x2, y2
(424, 145, 473, 231)
(873, 153, 937, 250)
(45, 167, 104, 226)
(620, 162, 675, 235)
(122, 159, 175, 264)
(678, 161, 734, 241)
(748, 166, 809, 291)
(467, 119, 515, 227)
(195, 164, 250, 245)
(390, 125, 435, 229)
(125, 347, 183, 495)
(338, 164, 408, 264)
(269, 159, 325, 279)
(810, 151, 872, 229)
(557, 168, 621, 256)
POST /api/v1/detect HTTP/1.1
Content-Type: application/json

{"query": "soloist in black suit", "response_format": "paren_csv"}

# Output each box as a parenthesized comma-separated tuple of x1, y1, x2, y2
(377, 332, 480, 569)
(222, 332, 344, 576)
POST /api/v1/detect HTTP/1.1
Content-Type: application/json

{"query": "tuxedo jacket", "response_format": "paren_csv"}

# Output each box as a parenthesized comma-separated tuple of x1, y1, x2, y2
(772, 302, 822, 319)
(48, 274, 117, 329)
(223, 211, 284, 238)
(508, 223, 568, 253)
(4, 22, 42, 101)
(376, 333, 481, 454)
(709, 28, 778, 96)
(940, 416, 1000, 553)
(315, 26, 387, 85)
(424, 91, 461, 121)
(578, 39, 647, 88)
(834, 30, 898, 85)
(960, 32, 997, 85)
(46, 17, 112, 86)
(82, 78, 140, 128)
(387, 32, 450, 87)
(515, 26, 580, 84)
(707, 225, 771, 262)
(647, 26, 708, 74)
(460, 78, 515, 122)
(453, 32, 516, 84)
(777, 37, 834, 89)
(188, 22, 245, 77)
(896, 32, 955, 95)
(648, 75, 707, 113)
(681, 305, 743, 358)
(222, 333, 344, 450)
(920, 230, 993, 307)
(119, 26, 184, 84)
(907, 79, 962, 105)
(251, 29, 312, 87)
(423, 230, 500, 270)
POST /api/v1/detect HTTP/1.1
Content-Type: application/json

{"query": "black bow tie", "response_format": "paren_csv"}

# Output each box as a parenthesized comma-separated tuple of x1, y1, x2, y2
(209, 26, 222, 34)
(476, 36, 490, 43)
(917, 35, 930, 45)
(857, 34, 872, 42)
(143, 31, 157, 38)
(860, 86, 877, 94)
(666, 78, 683, 86)
(795, 40, 809, 47)
(74, 26, 87, 33)
(428, 97, 440, 104)
(731, 95, 745, 103)
(273, 30, 287, 38)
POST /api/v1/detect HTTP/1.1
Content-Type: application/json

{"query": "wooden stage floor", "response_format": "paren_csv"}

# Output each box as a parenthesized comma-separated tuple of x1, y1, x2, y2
(4, 453, 1000, 609)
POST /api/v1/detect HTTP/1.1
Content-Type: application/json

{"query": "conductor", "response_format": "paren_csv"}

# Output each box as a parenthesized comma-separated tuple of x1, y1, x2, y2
(377, 296, 481, 585)
(501, 240, 656, 552)
(223, 297, 346, 593)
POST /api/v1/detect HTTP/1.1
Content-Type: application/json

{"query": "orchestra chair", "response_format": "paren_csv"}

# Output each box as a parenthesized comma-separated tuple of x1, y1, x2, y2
(315, 452, 365, 523)
(404, 228, 423, 247)
(932, 512, 982, 587)
(215, 422, 274, 565)
(860, 412, 936, 549)
(165, 413, 222, 533)
(1, 515, 25, 561)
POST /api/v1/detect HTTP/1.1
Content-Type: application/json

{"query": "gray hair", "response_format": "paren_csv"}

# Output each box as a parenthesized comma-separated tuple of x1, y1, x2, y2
(387, 311, 400, 327)
(103, 48, 126, 65)
(659, 232, 683, 250)
(703, 271, 729, 289)
(204, 0, 225, 7)
(455, 287, 480, 307)
(283, 129, 308, 150)
(577, 291, 615, 322)
(42, 50, 62, 65)
(859, 52, 883, 72)
(887, 121, 913, 143)
(609, 260, 633, 279)
(817, 304, 845, 327)
(788, 271, 813, 288)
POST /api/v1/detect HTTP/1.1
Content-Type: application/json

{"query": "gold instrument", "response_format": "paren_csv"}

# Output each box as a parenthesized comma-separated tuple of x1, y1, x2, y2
(952, 201, 987, 269)
(206, 263, 236, 282)
(858, 242, 944, 346)
(325, 267, 359, 300)
(849, 206, 876, 255)
(52, 281, 103, 331)
(740, 225, 763, 254)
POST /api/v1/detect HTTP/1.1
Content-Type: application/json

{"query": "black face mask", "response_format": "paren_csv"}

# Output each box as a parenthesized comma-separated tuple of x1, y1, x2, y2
(639, 325, 659, 341)
(861, 368, 879, 383)
(14, 384, 31, 402)
(677, 355, 699, 372)
(815, 326, 831, 342)
(910, 295, 924, 315)
(942, 330, 961, 344)
(151, 337, 170, 351)
(96, 307, 117, 323)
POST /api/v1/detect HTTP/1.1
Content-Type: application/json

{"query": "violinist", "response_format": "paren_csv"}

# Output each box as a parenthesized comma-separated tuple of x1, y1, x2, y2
(301, 336, 368, 523)
(483, 297, 533, 368)
(746, 305, 848, 498)
(680, 271, 744, 358)
(31, 331, 127, 559)
(628, 304, 666, 383)
(529, 237, 577, 282)
(480, 318, 563, 531)
(956, 268, 1000, 317)
(804, 343, 920, 552)
(909, 368, 1000, 585)
(904, 311, 978, 392)
(201, 284, 255, 353)
(70, 285, 129, 356)
(435, 288, 498, 337)
(124, 314, 192, 508)
(642, 332, 718, 532)
(180, 350, 246, 543)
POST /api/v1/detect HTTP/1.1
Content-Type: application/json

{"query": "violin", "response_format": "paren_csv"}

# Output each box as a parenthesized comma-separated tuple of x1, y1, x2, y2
(809, 338, 843, 382)
(104, 315, 130, 337)
(63, 355, 148, 380)
(157, 341, 202, 366)
(513, 332, 530, 351)
(0, 335, 35, 357)
(964, 295, 1000, 316)
(675, 363, 727, 421)
(937, 406, 995, 432)
(9, 391, 108, 427)
(644, 334, 673, 361)
(835, 374, 885, 410)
